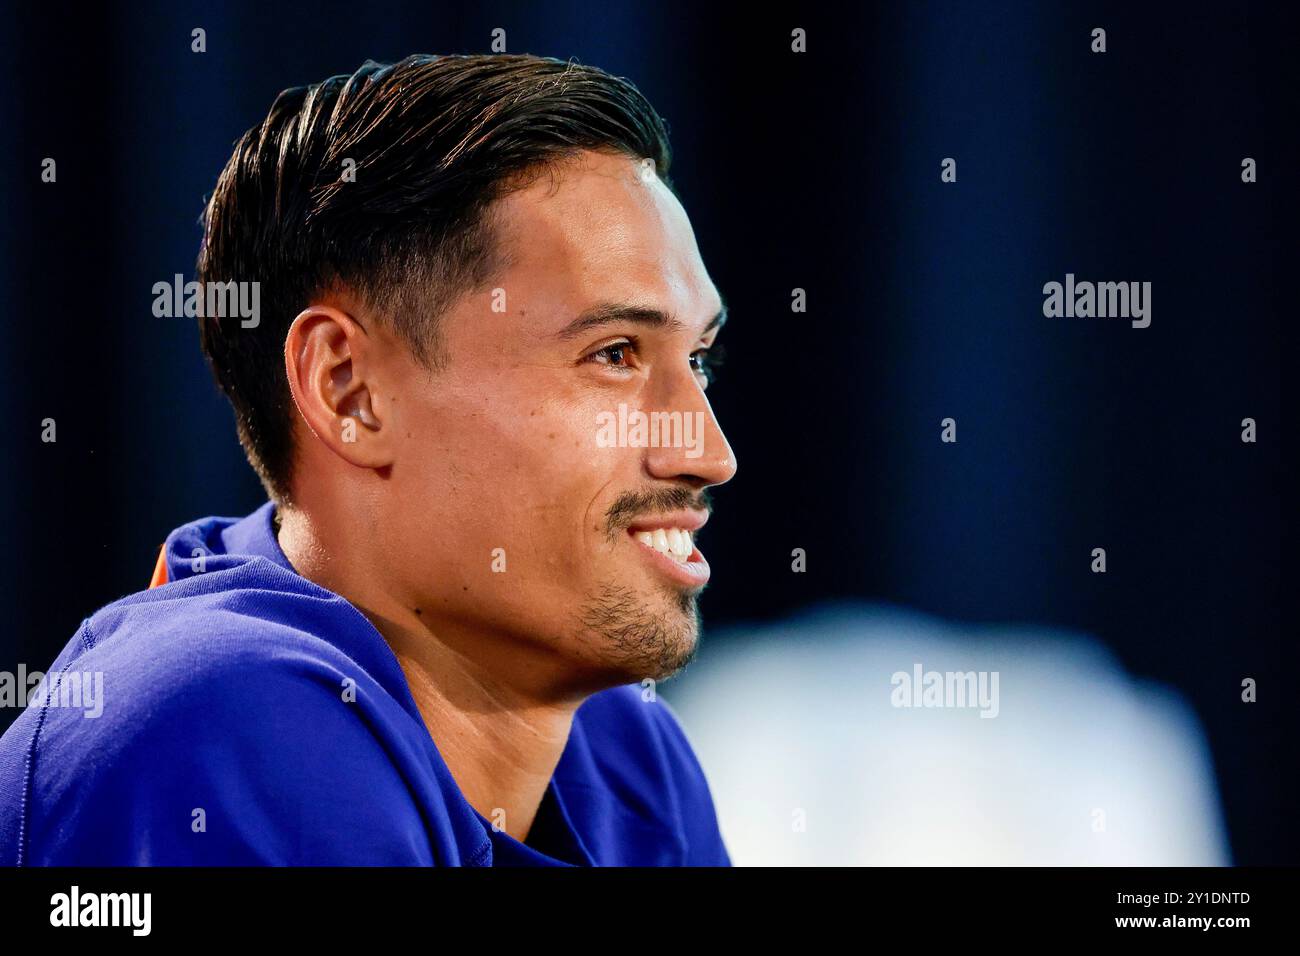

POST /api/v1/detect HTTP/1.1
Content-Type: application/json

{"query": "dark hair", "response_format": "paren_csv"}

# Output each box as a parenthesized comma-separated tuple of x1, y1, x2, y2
(197, 53, 674, 503)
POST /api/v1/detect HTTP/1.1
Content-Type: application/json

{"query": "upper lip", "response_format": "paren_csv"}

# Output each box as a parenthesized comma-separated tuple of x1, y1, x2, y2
(625, 510, 710, 534)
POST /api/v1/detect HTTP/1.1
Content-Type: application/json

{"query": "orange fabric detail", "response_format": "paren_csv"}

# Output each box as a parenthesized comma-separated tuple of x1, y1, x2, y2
(148, 545, 169, 589)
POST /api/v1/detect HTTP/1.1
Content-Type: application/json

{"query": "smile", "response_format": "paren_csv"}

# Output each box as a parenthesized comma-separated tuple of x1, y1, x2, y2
(633, 528, 694, 562)
(626, 513, 711, 588)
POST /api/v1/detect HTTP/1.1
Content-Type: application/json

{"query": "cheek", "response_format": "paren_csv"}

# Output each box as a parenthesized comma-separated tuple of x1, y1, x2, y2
(504, 409, 626, 549)
(394, 392, 625, 576)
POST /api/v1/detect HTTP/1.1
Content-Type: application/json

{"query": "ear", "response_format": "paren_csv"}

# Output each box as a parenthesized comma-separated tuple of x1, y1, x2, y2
(284, 305, 395, 472)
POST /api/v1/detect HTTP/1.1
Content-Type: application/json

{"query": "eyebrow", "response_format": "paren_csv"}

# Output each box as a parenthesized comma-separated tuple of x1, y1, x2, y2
(555, 301, 728, 341)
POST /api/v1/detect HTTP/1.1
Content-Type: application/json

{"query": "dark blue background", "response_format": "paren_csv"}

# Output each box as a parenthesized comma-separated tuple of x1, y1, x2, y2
(1, 1, 1292, 863)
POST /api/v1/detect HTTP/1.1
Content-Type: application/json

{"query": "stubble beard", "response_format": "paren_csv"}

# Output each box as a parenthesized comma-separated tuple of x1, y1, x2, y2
(577, 580, 702, 683)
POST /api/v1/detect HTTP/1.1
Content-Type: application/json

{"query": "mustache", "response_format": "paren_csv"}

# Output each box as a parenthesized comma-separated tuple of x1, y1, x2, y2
(604, 486, 713, 536)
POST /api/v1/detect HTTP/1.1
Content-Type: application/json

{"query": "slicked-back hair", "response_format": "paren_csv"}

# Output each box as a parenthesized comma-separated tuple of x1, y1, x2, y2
(197, 53, 674, 504)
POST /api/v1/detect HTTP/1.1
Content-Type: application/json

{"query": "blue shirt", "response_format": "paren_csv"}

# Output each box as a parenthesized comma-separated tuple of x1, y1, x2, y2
(0, 502, 730, 866)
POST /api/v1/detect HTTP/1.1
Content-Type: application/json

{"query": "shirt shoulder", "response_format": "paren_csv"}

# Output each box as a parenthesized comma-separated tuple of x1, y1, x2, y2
(1, 588, 473, 865)
(565, 684, 731, 866)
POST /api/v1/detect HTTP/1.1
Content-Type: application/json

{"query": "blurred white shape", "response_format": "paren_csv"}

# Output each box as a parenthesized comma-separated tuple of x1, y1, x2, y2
(665, 602, 1231, 866)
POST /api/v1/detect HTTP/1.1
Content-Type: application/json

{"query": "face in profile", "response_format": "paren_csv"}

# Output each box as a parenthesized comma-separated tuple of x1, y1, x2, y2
(369, 149, 736, 695)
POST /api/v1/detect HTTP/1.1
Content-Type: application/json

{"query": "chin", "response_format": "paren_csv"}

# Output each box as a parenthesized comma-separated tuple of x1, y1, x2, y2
(577, 581, 702, 684)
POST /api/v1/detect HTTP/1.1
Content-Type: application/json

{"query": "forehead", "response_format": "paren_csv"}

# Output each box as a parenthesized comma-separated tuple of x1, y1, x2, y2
(489, 150, 720, 322)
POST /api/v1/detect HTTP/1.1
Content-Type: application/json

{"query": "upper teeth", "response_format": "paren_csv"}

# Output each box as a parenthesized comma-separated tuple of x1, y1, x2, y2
(634, 528, 694, 562)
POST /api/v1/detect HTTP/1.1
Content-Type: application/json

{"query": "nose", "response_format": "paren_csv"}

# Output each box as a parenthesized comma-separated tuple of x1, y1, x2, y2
(642, 370, 738, 489)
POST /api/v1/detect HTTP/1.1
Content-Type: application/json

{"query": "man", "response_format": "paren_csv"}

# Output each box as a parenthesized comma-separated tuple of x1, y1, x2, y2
(0, 53, 736, 865)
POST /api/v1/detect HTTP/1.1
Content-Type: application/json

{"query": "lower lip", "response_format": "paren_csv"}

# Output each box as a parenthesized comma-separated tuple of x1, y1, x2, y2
(628, 532, 711, 588)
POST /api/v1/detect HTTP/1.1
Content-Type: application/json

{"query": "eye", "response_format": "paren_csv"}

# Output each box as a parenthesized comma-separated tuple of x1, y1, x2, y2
(587, 339, 636, 369)
(690, 342, 726, 386)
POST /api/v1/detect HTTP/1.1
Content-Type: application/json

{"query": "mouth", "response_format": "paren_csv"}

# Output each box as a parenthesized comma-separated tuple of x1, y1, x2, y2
(626, 512, 711, 589)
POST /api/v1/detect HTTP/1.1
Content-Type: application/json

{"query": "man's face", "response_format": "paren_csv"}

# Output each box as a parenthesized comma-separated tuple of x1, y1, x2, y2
(375, 150, 736, 695)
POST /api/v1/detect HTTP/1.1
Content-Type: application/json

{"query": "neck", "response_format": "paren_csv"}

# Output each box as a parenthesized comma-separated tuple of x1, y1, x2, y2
(275, 501, 579, 843)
